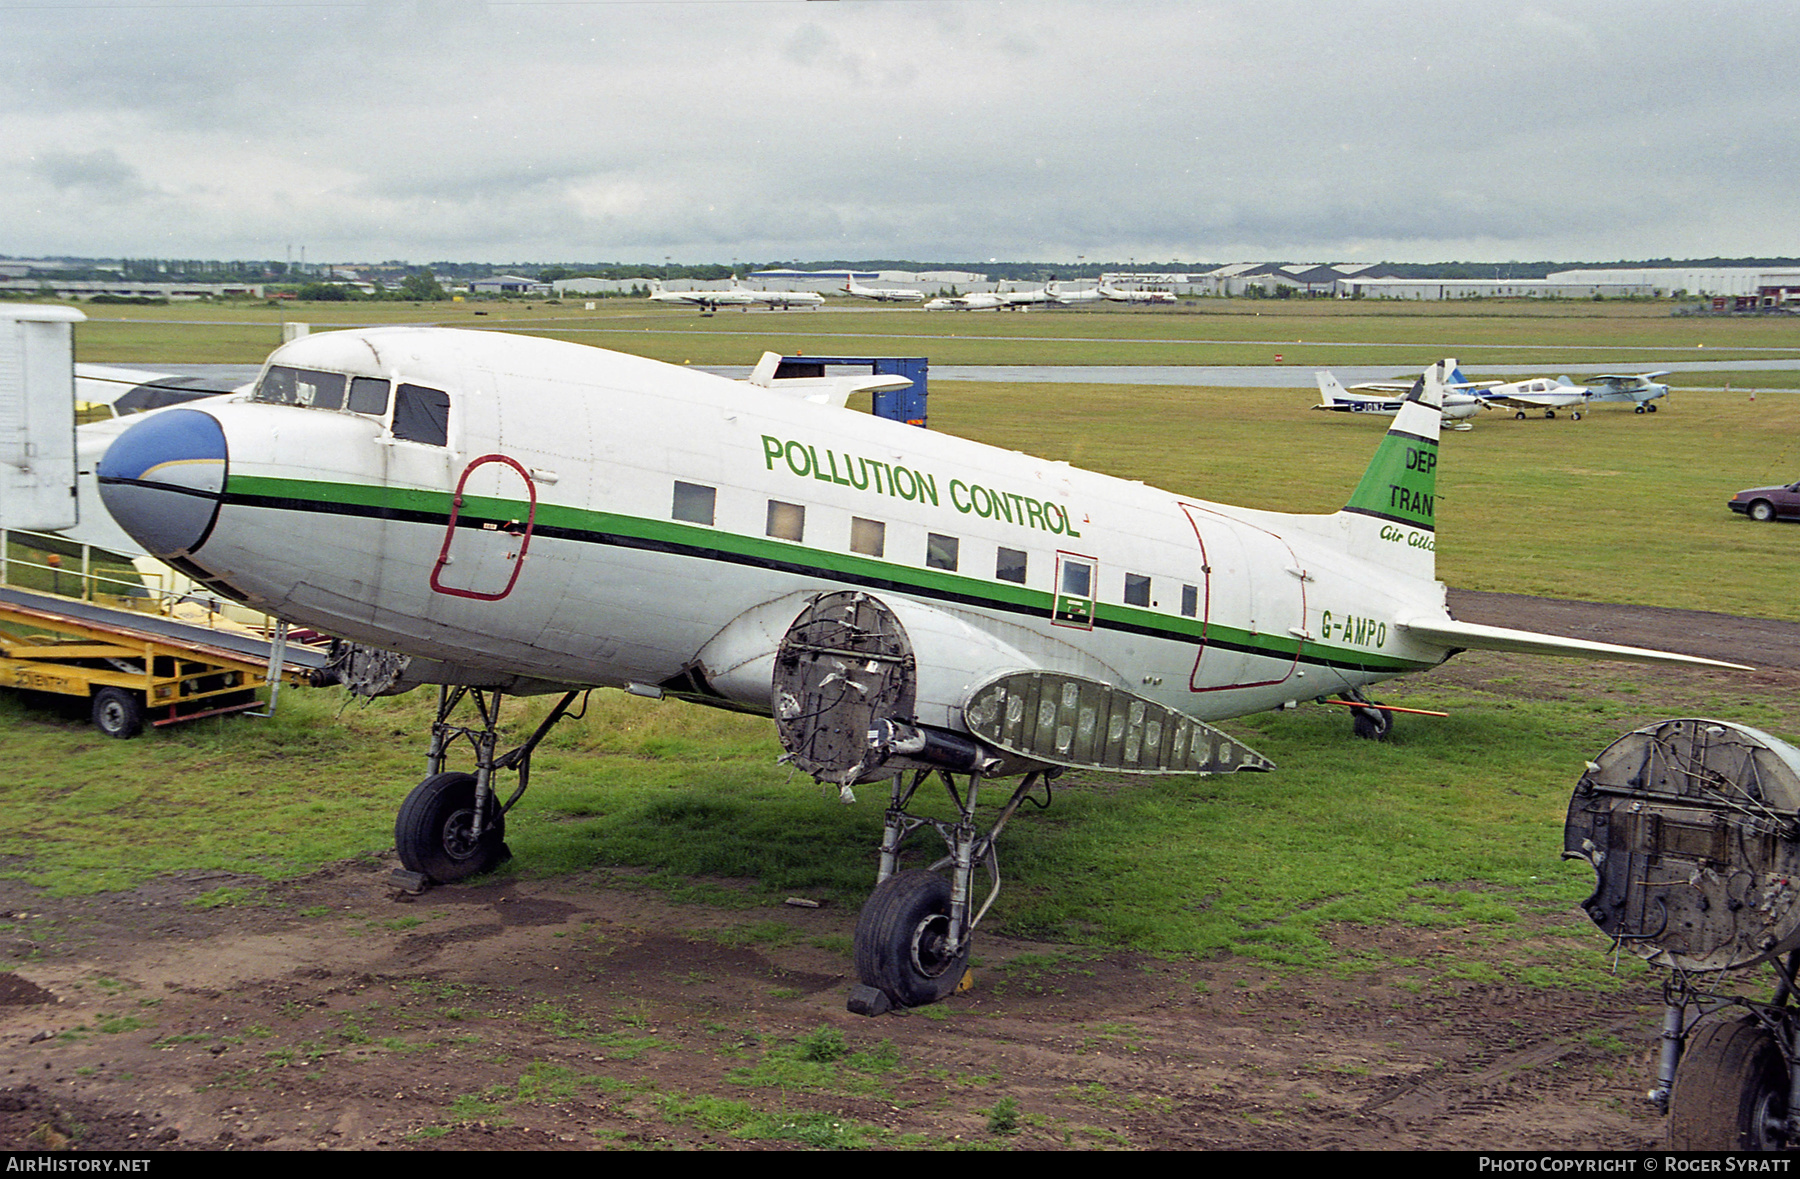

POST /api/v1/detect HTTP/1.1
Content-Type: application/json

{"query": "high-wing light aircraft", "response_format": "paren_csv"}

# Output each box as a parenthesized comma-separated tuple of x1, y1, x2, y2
(93, 335, 1742, 1015)
(1314, 367, 1483, 428)
(1582, 372, 1671, 413)
(841, 279, 925, 303)
(649, 280, 823, 311)
(1474, 372, 1670, 419)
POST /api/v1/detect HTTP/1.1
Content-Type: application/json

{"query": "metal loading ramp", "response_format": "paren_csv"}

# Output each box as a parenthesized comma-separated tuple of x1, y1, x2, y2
(0, 584, 327, 737)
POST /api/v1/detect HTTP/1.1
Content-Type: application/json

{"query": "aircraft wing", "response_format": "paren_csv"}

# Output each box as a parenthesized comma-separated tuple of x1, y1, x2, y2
(1398, 616, 1751, 670)
(1479, 391, 1585, 410)
(1587, 372, 1671, 389)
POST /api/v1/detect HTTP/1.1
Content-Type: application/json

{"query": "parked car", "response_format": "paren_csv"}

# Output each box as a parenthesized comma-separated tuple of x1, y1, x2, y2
(1728, 481, 1800, 522)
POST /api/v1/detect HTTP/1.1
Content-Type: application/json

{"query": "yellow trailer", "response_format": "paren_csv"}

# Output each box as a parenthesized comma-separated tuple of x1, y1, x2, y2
(0, 585, 325, 737)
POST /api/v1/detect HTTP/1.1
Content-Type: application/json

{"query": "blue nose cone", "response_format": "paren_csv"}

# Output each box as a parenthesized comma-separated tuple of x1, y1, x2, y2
(96, 408, 228, 558)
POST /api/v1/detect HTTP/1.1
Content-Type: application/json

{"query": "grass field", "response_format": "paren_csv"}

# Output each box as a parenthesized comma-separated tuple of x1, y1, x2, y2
(6, 296, 1796, 979)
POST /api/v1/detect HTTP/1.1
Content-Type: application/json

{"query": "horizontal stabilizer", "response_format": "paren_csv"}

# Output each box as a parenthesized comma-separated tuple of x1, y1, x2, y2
(1398, 616, 1751, 670)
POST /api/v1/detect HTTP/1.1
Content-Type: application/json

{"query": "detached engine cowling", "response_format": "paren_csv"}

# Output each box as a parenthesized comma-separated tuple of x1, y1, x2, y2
(1565, 718, 1800, 972)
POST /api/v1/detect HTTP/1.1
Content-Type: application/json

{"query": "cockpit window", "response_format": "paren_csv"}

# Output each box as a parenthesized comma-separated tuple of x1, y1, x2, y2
(392, 383, 450, 446)
(255, 366, 345, 409)
(347, 376, 390, 416)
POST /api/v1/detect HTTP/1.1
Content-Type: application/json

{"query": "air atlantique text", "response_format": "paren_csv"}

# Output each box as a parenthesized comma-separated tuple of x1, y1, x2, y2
(761, 435, 1081, 537)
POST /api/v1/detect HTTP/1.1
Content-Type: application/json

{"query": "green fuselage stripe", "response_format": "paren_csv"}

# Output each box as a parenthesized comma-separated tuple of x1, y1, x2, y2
(223, 473, 1431, 675)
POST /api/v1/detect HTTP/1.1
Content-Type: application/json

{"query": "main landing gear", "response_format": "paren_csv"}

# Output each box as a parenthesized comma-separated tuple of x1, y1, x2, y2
(1660, 960, 1798, 1151)
(393, 685, 583, 886)
(847, 767, 1055, 1016)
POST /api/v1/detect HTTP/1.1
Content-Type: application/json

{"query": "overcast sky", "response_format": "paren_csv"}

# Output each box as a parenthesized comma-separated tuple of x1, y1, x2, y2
(2, 0, 1794, 267)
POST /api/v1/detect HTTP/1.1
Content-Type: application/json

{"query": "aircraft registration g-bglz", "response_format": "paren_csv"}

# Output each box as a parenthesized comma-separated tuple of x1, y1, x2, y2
(93, 329, 1742, 1014)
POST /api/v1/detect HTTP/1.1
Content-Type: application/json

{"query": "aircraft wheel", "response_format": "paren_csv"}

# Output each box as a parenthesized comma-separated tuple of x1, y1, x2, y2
(1514, 411, 1526, 420)
(395, 771, 509, 884)
(1545, 410, 1557, 419)
(91, 687, 144, 739)
(1635, 404, 1647, 414)
(1571, 411, 1582, 421)
(1669, 1016, 1789, 1151)
(1649, 403, 1659, 412)
(854, 870, 969, 1008)
(1751, 500, 1777, 522)
(1351, 705, 1393, 742)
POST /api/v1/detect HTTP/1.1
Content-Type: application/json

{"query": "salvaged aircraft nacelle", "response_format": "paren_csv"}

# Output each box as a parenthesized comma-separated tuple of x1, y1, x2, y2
(1566, 718, 1800, 972)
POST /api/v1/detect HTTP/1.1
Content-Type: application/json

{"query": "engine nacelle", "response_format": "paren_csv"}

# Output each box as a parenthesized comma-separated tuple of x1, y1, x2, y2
(1566, 718, 1800, 972)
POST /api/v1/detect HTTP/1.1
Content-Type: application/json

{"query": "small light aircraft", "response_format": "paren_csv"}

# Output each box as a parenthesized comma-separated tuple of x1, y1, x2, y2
(1314, 367, 1484, 428)
(94, 334, 1742, 1015)
(649, 279, 823, 312)
(841, 278, 925, 303)
(1098, 281, 1177, 305)
(1474, 372, 1671, 419)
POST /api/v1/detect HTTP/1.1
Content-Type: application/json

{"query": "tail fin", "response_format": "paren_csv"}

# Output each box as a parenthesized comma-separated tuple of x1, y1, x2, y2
(1315, 371, 1349, 405)
(1336, 359, 1447, 581)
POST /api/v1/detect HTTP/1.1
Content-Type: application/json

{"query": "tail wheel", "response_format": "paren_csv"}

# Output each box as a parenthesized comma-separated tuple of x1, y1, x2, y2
(1352, 705, 1393, 741)
(395, 771, 509, 884)
(854, 870, 970, 1008)
(1670, 1016, 1790, 1151)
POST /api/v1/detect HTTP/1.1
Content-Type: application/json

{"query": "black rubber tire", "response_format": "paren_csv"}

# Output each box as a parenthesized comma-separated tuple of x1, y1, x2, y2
(1635, 404, 1647, 414)
(91, 687, 144, 739)
(1570, 411, 1582, 421)
(854, 869, 970, 1008)
(1352, 705, 1393, 742)
(1669, 1015, 1789, 1151)
(1514, 411, 1526, 420)
(1751, 500, 1777, 523)
(1649, 403, 1659, 412)
(394, 771, 508, 884)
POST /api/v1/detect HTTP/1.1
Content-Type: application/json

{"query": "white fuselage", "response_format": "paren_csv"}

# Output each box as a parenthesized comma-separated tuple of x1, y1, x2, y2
(97, 329, 1456, 731)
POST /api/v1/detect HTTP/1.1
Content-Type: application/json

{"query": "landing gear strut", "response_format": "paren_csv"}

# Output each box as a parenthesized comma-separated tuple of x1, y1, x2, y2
(393, 685, 583, 885)
(1660, 958, 1799, 1151)
(847, 767, 1054, 1016)
(1342, 688, 1393, 741)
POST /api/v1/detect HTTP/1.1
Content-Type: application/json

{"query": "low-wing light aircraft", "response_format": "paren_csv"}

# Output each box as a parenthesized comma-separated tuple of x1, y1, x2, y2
(649, 279, 823, 311)
(94, 334, 1742, 1015)
(1314, 367, 1483, 428)
(841, 278, 925, 303)
(1474, 371, 1670, 420)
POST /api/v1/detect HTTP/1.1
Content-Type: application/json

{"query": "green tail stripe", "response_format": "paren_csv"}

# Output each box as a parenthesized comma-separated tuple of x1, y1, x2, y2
(1343, 427, 1437, 530)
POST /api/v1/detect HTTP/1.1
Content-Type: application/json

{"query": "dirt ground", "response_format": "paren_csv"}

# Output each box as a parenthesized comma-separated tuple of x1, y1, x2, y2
(2, 593, 1796, 1152)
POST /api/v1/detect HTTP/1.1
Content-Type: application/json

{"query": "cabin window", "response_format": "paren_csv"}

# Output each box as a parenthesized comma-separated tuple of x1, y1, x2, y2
(850, 517, 885, 557)
(766, 500, 805, 542)
(392, 383, 450, 446)
(996, 547, 1027, 584)
(348, 377, 390, 416)
(1124, 573, 1151, 608)
(672, 481, 715, 526)
(1181, 583, 1199, 618)
(926, 533, 959, 572)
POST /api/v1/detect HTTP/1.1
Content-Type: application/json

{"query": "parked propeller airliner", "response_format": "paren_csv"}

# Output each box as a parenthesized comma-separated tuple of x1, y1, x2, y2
(94, 332, 1741, 1015)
